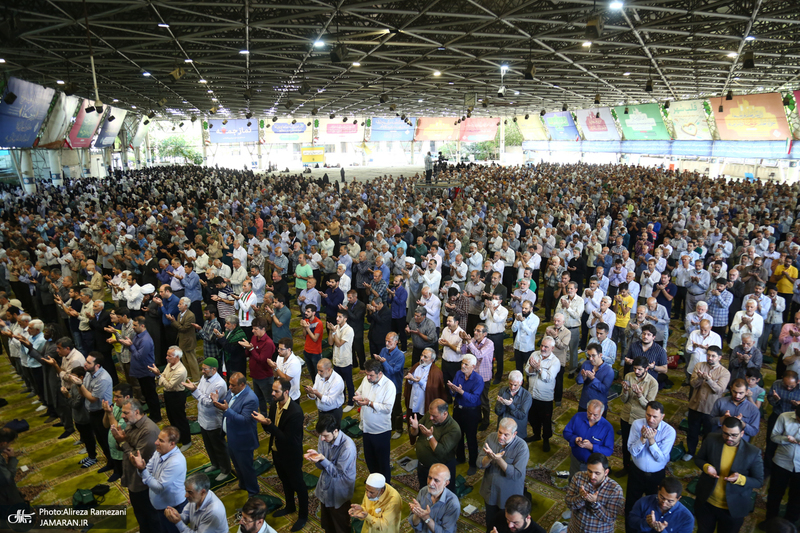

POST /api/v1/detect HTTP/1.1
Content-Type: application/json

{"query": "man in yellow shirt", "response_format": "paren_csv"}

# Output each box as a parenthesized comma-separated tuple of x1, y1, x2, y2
(693, 417, 764, 533)
(349, 473, 403, 533)
(612, 282, 635, 344)
(771, 255, 797, 322)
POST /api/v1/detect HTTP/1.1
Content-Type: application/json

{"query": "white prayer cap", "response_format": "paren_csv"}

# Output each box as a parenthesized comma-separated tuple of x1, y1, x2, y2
(405, 257, 415, 264)
(366, 473, 386, 489)
(141, 284, 156, 295)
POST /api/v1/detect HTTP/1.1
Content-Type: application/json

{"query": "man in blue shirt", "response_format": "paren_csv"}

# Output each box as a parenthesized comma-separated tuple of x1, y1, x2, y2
(448, 354, 484, 475)
(322, 275, 345, 322)
(374, 332, 406, 440)
(388, 275, 408, 351)
(625, 401, 677, 526)
(180, 263, 204, 326)
(155, 284, 180, 361)
(575, 343, 613, 411)
(122, 316, 162, 423)
(131, 425, 188, 533)
(562, 399, 614, 479)
(408, 463, 460, 533)
(628, 477, 694, 533)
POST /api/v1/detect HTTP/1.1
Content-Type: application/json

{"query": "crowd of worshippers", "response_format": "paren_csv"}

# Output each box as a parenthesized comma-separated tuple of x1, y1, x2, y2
(2, 161, 800, 533)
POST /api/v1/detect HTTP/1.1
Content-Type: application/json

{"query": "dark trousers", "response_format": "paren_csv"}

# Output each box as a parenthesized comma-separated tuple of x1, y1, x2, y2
(514, 349, 532, 374)
(29, 365, 45, 401)
(580, 312, 591, 351)
(363, 431, 392, 484)
(480, 384, 490, 427)
(620, 420, 632, 468)
(252, 376, 275, 414)
(767, 462, 800, 523)
(528, 398, 554, 441)
(321, 500, 352, 533)
(543, 286, 556, 320)
(554, 366, 566, 403)
(353, 334, 366, 369)
(779, 293, 793, 323)
(189, 300, 204, 328)
(320, 406, 343, 426)
(488, 332, 504, 382)
(625, 464, 665, 522)
(201, 427, 231, 474)
(274, 455, 309, 518)
(765, 412, 780, 474)
(303, 350, 322, 380)
(425, 169, 432, 182)
(76, 422, 95, 458)
(88, 410, 112, 462)
(58, 392, 74, 432)
(392, 318, 408, 351)
(485, 504, 502, 533)
(441, 360, 461, 403)
(673, 286, 688, 318)
(334, 364, 355, 406)
(454, 405, 480, 467)
(467, 314, 481, 336)
(137, 375, 162, 423)
(158, 499, 187, 533)
(687, 408, 714, 456)
(392, 394, 404, 432)
(130, 488, 164, 533)
(696, 500, 745, 533)
(230, 446, 259, 496)
(163, 391, 191, 445)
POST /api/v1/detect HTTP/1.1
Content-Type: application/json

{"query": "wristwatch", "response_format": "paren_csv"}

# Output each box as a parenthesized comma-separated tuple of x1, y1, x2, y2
(424, 518, 431, 524)
(427, 434, 433, 440)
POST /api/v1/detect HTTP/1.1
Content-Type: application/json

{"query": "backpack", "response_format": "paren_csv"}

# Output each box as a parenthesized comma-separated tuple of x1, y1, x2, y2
(72, 489, 98, 510)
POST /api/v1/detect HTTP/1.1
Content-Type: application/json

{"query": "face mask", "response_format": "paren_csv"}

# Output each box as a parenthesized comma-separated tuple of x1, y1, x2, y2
(367, 495, 380, 502)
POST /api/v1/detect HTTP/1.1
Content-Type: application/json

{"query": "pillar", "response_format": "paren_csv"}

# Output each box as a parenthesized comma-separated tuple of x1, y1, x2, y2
(49, 150, 63, 187)
(104, 147, 113, 177)
(499, 119, 506, 164)
(134, 147, 141, 169)
(81, 149, 92, 178)
(20, 149, 36, 194)
(257, 141, 262, 171)
(456, 140, 461, 164)
(120, 129, 128, 170)
(202, 142, 208, 167)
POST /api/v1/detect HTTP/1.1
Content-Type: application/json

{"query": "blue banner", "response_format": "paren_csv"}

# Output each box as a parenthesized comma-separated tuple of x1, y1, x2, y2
(542, 111, 580, 141)
(549, 140, 581, 152)
(94, 108, 128, 148)
(670, 140, 712, 157)
(0, 77, 56, 148)
(369, 117, 417, 141)
(522, 139, 800, 159)
(620, 140, 672, 155)
(712, 141, 789, 159)
(581, 140, 621, 153)
(208, 119, 258, 143)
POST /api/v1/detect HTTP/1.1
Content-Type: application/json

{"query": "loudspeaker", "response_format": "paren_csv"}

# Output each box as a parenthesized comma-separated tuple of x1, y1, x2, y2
(331, 44, 349, 63)
(742, 51, 755, 69)
(585, 15, 603, 39)
(298, 81, 311, 95)
(523, 62, 536, 80)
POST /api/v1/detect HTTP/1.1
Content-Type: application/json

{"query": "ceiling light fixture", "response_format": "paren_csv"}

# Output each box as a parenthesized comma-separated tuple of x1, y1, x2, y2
(352, 62, 361, 67)
(107, 115, 115, 122)
(624, 106, 629, 114)
(199, 79, 207, 84)
(158, 23, 170, 28)
(610, 1, 623, 8)
(239, 49, 249, 55)
(540, 109, 546, 116)
(645, 79, 653, 92)
(582, 41, 592, 47)
(314, 40, 324, 47)
(185, 59, 193, 63)
(143, 71, 151, 77)
(718, 104, 724, 113)
(4, 91, 19, 105)
(562, 103, 567, 111)
(179, 122, 184, 127)
(433, 71, 441, 76)
(745, 35, 755, 41)
(56, 80, 65, 85)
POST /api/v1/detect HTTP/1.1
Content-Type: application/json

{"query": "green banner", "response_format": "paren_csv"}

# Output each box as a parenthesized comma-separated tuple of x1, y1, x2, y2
(613, 103, 671, 140)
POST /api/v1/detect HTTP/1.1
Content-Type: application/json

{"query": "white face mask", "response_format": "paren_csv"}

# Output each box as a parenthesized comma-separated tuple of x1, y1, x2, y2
(367, 495, 380, 502)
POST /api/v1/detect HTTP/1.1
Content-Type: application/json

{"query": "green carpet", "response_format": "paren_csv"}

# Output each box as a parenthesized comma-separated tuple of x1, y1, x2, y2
(1, 307, 779, 532)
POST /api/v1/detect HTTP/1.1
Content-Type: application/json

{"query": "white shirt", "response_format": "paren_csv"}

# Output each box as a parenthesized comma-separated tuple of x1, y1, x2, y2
(338, 273, 351, 294)
(123, 282, 143, 310)
(422, 269, 442, 294)
(277, 352, 303, 400)
(685, 329, 723, 374)
(309, 371, 345, 412)
(420, 294, 442, 328)
(524, 352, 561, 401)
(331, 323, 354, 367)
(355, 374, 396, 434)
(480, 303, 509, 334)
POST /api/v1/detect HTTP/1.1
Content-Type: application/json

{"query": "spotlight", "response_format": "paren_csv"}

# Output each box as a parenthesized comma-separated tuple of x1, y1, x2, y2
(594, 93, 601, 104)
(361, 121, 365, 126)
(157, 98, 167, 107)
(292, 119, 297, 124)
(742, 51, 755, 69)
(380, 94, 389, 104)
(330, 44, 349, 63)
(330, 113, 335, 119)
(462, 115, 466, 121)
(208, 123, 213, 129)
(401, 114, 406, 120)
(209, 107, 217, 114)
(85, 105, 95, 113)
(298, 81, 311, 95)
(523, 62, 536, 80)
(497, 86, 506, 97)
(482, 100, 489, 108)
(63, 83, 77, 96)
(307, 121, 311, 126)
(148, 112, 156, 119)
(246, 121, 251, 126)
(272, 117, 278, 122)
(512, 116, 517, 122)
(222, 119, 228, 125)
(719, 104, 724, 112)
(172, 126, 176, 131)
(311, 108, 318, 115)
(726, 91, 733, 100)
(96, 101, 104, 114)
(467, 112, 471, 118)
(389, 104, 397, 111)
(585, 15, 604, 39)
(457, 119, 461, 124)
(353, 119, 357, 124)
(562, 103, 567, 111)
(108, 115, 116, 122)
(624, 107, 629, 114)
(645, 79, 653, 92)
(540, 109, 546, 116)
(503, 119, 507, 125)
(284, 99, 294, 109)
(143, 119, 150, 126)
(784, 96, 792, 106)
(265, 124, 270, 128)
(524, 113, 529, 119)
(342, 117, 347, 122)
(179, 122, 184, 127)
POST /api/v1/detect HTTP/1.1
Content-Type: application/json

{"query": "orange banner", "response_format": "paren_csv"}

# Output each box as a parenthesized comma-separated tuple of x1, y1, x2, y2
(414, 117, 459, 141)
(713, 92, 791, 141)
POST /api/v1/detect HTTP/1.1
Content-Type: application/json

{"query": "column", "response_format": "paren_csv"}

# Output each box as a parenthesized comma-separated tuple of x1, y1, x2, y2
(48, 150, 63, 186)
(134, 147, 141, 169)
(81, 148, 92, 178)
(499, 118, 506, 164)
(20, 149, 36, 194)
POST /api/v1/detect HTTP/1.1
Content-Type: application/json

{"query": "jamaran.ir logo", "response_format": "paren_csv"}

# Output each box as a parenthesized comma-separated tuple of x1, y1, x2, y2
(7, 509, 34, 524)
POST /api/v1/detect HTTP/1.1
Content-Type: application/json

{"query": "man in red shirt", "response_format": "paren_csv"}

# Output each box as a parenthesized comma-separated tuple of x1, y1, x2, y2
(302, 304, 324, 379)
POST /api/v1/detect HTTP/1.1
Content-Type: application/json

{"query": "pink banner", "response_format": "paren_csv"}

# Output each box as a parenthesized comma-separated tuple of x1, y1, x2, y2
(414, 117, 459, 141)
(459, 117, 500, 142)
(67, 99, 104, 149)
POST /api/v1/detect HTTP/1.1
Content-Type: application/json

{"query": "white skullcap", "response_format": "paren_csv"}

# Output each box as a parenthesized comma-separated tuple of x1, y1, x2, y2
(366, 473, 386, 489)
(141, 284, 156, 295)
(405, 257, 415, 264)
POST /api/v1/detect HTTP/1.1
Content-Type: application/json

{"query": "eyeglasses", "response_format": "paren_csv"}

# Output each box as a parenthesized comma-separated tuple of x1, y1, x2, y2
(235, 511, 254, 525)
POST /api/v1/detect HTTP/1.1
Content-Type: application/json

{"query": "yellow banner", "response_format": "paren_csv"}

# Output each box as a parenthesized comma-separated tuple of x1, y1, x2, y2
(301, 146, 325, 163)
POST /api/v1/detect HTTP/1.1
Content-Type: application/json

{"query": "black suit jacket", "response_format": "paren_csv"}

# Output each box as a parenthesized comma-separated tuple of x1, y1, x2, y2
(345, 300, 366, 334)
(264, 398, 305, 464)
(142, 258, 159, 288)
(89, 310, 113, 355)
(488, 283, 508, 304)
(694, 432, 764, 518)
(367, 305, 392, 346)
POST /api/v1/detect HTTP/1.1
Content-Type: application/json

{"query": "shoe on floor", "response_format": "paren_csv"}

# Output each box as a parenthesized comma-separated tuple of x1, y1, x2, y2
(215, 473, 229, 481)
(525, 435, 541, 443)
(555, 401, 562, 407)
(682, 454, 693, 462)
(561, 510, 571, 520)
(35, 405, 47, 412)
(204, 466, 217, 473)
(343, 405, 355, 413)
(467, 466, 477, 476)
(97, 464, 114, 473)
(180, 443, 192, 453)
(291, 519, 307, 532)
(107, 473, 121, 483)
(58, 430, 75, 439)
(53, 422, 64, 427)
(391, 431, 403, 440)
(74, 440, 84, 446)
(45, 416, 59, 423)
(542, 440, 550, 452)
(81, 458, 98, 468)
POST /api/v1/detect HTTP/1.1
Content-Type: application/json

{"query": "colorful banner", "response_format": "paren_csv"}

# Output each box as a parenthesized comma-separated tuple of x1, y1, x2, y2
(37, 93, 81, 149)
(94, 108, 128, 148)
(613, 104, 671, 140)
(0, 77, 56, 148)
(369, 117, 416, 142)
(458, 117, 499, 142)
(575, 108, 620, 141)
(316, 119, 363, 143)
(542, 111, 580, 141)
(414, 117, 460, 141)
(669, 99, 712, 141)
(795, 91, 800, 122)
(208, 119, 258, 143)
(130, 116, 150, 148)
(67, 99, 104, 149)
(264, 121, 313, 143)
(516, 117, 549, 141)
(713, 92, 791, 141)
(521, 139, 800, 159)
(301, 146, 324, 163)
